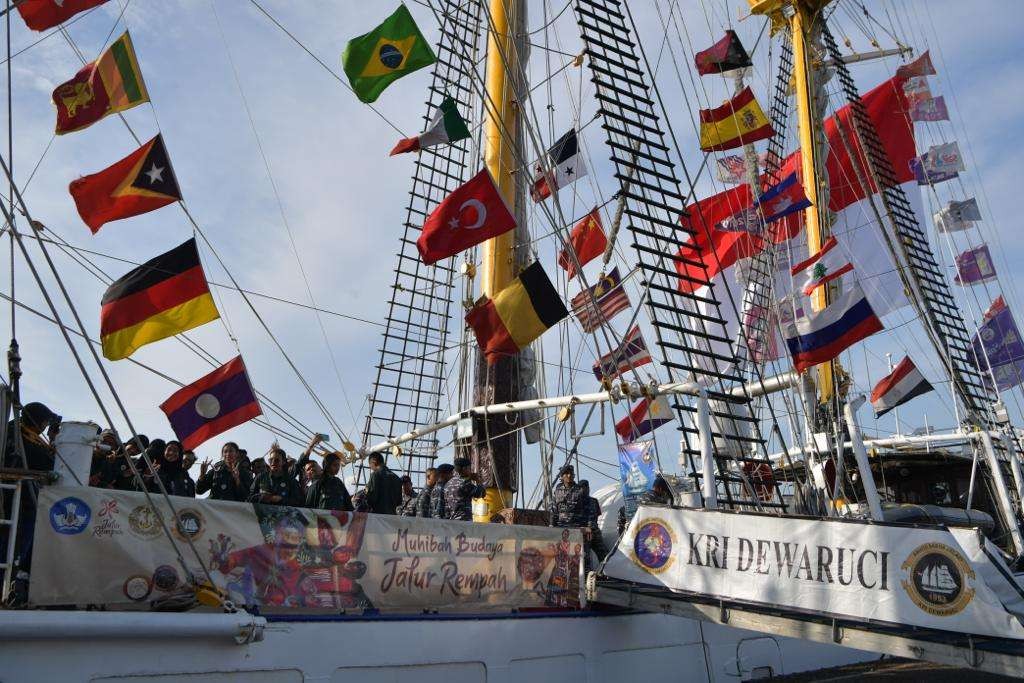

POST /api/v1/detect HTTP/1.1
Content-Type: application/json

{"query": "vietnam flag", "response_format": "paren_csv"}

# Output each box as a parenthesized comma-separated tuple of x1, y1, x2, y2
(417, 169, 515, 264)
(69, 134, 181, 233)
(558, 208, 607, 280)
(100, 239, 219, 360)
(160, 356, 262, 450)
(17, 0, 109, 31)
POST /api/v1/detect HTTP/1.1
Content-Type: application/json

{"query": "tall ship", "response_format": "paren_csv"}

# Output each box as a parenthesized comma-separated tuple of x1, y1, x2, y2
(1, 0, 1023, 680)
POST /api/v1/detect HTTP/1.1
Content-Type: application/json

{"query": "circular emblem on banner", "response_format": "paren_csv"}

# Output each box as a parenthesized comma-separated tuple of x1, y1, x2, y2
(152, 564, 179, 592)
(173, 507, 206, 542)
(49, 496, 91, 535)
(379, 43, 404, 70)
(194, 393, 220, 419)
(632, 518, 675, 573)
(901, 542, 975, 616)
(128, 505, 164, 540)
(123, 575, 152, 602)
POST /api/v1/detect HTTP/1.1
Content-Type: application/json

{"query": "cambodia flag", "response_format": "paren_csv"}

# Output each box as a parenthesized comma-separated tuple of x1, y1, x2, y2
(756, 172, 812, 224)
(160, 356, 262, 450)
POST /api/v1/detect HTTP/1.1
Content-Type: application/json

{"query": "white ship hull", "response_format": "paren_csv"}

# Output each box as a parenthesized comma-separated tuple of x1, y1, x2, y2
(0, 610, 869, 682)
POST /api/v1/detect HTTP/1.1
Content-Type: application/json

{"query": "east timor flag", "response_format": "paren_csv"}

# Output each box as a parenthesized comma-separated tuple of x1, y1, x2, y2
(466, 261, 568, 364)
(70, 134, 181, 233)
(100, 239, 219, 360)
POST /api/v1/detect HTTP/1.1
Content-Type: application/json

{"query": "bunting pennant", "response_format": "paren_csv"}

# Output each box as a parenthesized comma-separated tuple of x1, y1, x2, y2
(954, 244, 997, 285)
(342, 4, 436, 103)
(530, 129, 587, 202)
(558, 208, 607, 279)
(973, 297, 1024, 391)
(694, 30, 752, 76)
(909, 96, 949, 122)
(870, 356, 934, 417)
(895, 51, 936, 79)
(160, 356, 262, 450)
(17, 0, 110, 31)
(571, 267, 630, 333)
(592, 325, 652, 382)
(698, 87, 774, 152)
(783, 282, 883, 372)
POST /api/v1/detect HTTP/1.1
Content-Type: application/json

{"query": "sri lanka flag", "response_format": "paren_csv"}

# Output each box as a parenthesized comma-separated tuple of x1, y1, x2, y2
(160, 356, 262, 450)
(870, 356, 933, 417)
(783, 282, 882, 372)
(616, 395, 673, 442)
(100, 239, 219, 360)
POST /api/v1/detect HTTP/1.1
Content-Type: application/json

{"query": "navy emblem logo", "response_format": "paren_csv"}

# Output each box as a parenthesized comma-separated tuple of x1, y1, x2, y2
(632, 518, 675, 573)
(49, 496, 91, 535)
(901, 542, 975, 616)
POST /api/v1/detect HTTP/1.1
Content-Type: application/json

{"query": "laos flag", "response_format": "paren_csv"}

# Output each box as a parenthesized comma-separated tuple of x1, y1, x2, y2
(160, 356, 262, 450)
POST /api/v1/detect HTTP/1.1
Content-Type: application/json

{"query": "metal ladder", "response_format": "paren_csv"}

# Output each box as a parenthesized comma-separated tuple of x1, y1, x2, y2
(0, 477, 23, 603)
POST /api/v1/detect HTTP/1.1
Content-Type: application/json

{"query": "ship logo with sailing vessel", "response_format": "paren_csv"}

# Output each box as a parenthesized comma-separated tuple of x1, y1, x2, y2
(901, 542, 976, 617)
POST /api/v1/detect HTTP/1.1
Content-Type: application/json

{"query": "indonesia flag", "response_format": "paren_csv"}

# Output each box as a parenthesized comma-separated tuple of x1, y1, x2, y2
(783, 283, 883, 373)
(790, 236, 854, 296)
(615, 394, 673, 442)
(871, 356, 934, 417)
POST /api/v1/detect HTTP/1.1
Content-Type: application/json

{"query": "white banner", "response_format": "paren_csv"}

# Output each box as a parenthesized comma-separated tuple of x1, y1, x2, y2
(605, 506, 1024, 639)
(31, 486, 583, 612)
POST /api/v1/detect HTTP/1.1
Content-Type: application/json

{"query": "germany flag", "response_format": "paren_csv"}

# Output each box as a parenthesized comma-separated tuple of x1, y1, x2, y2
(100, 239, 219, 360)
(466, 262, 568, 364)
(70, 134, 181, 233)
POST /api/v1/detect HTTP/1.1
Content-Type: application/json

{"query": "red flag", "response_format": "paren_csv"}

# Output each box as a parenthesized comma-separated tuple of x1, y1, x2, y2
(694, 30, 751, 76)
(417, 169, 516, 265)
(895, 51, 936, 79)
(558, 209, 607, 279)
(16, 0, 109, 31)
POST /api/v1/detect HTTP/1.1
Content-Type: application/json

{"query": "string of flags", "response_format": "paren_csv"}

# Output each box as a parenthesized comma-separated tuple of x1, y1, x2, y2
(973, 297, 1024, 392)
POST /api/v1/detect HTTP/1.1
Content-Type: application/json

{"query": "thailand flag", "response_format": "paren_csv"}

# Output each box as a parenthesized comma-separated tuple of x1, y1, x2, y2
(870, 356, 934, 417)
(783, 282, 883, 372)
(790, 236, 854, 296)
(593, 325, 652, 382)
(615, 395, 673, 442)
(756, 171, 812, 224)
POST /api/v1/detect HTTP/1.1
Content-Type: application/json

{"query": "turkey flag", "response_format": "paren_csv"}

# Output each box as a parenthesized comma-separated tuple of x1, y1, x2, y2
(417, 169, 516, 265)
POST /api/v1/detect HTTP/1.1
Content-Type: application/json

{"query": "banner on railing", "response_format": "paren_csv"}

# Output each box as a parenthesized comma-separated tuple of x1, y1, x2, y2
(604, 506, 1024, 639)
(30, 486, 583, 612)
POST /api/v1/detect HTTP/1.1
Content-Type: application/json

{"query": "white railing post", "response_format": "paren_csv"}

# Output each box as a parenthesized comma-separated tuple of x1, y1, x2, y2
(842, 396, 884, 521)
(978, 429, 1024, 557)
(697, 388, 718, 509)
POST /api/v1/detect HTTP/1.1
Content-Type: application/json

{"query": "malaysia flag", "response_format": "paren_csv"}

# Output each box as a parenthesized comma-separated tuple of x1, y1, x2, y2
(870, 356, 934, 417)
(160, 356, 262, 450)
(615, 395, 674, 442)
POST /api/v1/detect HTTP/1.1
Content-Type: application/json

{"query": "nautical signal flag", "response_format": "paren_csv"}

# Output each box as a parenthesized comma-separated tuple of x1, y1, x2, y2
(417, 169, 515, 264)
(100, 239, 219, 360)
(465, 261, 568, 364)
(895, 51, 936, 79)
(870, 356, 933, 418)
(783, 282, 882, 373)
(571, 266, 630, 333)
(53, 31, 148, 135)
(160, 356, 262, 450)
(531, 129, 587, 202)
(593, 325, 652, 383)
(390, 97, 470, 155)
(954, 244, 997, 286)
(17, 0, 109, 31)
(558, 208, 607, 280)
(790, 236, 853, 296)
(694, 30, 751, 76)
(698, 87, 773, 152)
(615, 395, 673, 442)
(756, 172, 812, 224)
(69, 134, 181, 234)
(342, 4, 436, 103)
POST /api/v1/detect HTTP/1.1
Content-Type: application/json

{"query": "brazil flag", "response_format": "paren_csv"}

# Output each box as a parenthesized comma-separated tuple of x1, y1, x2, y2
(343, 5, 436, 103)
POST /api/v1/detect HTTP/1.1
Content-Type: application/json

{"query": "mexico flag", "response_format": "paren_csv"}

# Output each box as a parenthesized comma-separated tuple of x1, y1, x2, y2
(870, 356, 934, 417)
(390, 97, 470, 156)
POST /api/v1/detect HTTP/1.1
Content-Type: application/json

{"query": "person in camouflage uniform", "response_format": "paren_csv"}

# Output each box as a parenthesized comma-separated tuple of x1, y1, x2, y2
(444, 457, 485, 521)
(579, 480, 609, 564)
(414, 467, 437, 517)
(430, 463, 454, 519)
(551, 465, 587, 529)
(397, 475, 418, 516)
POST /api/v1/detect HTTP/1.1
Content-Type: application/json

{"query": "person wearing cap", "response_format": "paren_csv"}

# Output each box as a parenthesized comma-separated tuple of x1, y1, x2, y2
(397, 475, 417, 516)
(579, 480, 609, 564)
(414, 467, 437, 518)
(431, 463, 455, 518)
(551, 464, 587, 530)
(444, 457, 486, 521)
(366, 452, 403, 514)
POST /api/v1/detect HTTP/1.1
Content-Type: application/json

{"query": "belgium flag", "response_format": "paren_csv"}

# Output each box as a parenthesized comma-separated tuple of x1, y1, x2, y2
(342, 4, 436, 103)
(466, 262, 568, 364)
(100, 239, 219, 360)
(70, 134, 181, 234)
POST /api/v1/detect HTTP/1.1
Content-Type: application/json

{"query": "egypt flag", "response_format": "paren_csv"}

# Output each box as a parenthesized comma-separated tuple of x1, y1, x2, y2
(694, 30, 751, 76)
(52, 31, 148, 135)
(417, 169, 515, 264)
(69, 134, 181, 233)
(160, 356, 262, 450)
(783, 283, 882, 373)
(870, 356, 933, 417)
(390, 97, 470, 155)
(615, 395, 673, 442)
(531, 129, 587, 202)
(558, 208, 607, 279)
(465, 261, 568, 364)
(100, 239, 219, 360)
(17, 0, 109, 31)
(790, 236, 853, 296)
(698, 87, 773, 152)
(342, 4, 436, 103)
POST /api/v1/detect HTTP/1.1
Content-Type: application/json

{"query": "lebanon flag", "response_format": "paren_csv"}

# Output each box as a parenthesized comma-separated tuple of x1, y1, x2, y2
(558, 208, 607, 279)
(160, 356, 262, 450)
(417, 169, 516, 264)
(790, 236, 853, 296)
(17, 0, 109, 31)
(870, 356, 933, 417)
(390, 97, 470, 156)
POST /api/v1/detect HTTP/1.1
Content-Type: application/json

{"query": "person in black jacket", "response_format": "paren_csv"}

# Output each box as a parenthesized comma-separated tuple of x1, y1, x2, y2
(305, 452, 353, 511)
(250, 448, 302, 506)
(365, 452, 403, 514)
(196, 441, 252, 502)
(154, 440, 196, 498)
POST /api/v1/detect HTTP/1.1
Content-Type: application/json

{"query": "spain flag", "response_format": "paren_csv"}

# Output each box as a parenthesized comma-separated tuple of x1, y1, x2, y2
(100, 239, 219, 360)
(698, 86, 774, 152)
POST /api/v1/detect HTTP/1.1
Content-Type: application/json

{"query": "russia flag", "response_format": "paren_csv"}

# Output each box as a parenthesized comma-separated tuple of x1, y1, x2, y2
(783, 283, 883, 372)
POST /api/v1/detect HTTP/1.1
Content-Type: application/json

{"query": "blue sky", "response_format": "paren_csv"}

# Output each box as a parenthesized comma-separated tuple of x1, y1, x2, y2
(4, 1, 1022, 497)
